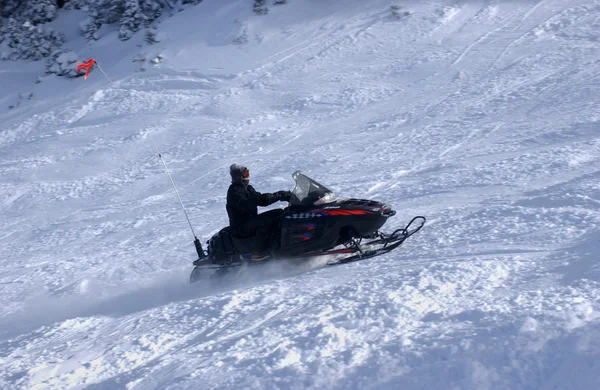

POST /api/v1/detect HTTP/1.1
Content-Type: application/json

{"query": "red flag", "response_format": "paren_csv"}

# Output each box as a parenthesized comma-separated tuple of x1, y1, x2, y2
(76, 58, 96, 80)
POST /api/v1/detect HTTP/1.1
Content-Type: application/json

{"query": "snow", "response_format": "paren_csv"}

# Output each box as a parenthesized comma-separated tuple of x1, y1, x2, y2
(1, 0, 599, 389)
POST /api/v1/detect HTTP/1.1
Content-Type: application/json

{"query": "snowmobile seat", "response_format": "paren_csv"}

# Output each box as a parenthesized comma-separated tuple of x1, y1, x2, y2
(219, 227, 254, 254)
(207, 228, 253, 265)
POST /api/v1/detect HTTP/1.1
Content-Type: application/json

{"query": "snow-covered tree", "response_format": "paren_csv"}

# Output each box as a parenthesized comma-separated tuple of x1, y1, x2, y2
(0, 0, 57, 24)
(72, 1, 161, 41)
(4, 18, 64, 60)
(104, 0, 126, 24)
(119, 0, 149, 40)
(62, 0, 86, 10)
(27, 0, 57, 24)
(0, 0, 61, 60)
(80, 8, 102, 41)
(0, 0, 21, 18)
(140, 0, 163, 19)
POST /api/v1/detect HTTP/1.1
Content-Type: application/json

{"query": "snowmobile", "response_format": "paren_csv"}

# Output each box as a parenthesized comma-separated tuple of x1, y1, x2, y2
(190, 171, 425, 283)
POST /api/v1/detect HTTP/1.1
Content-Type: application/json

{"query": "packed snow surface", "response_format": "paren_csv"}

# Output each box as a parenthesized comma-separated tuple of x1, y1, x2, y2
(1, 0, 599, 389)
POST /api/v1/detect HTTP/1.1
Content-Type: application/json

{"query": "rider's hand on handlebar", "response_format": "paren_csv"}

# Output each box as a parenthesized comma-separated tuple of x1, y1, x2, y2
(275, 191, 292, 202)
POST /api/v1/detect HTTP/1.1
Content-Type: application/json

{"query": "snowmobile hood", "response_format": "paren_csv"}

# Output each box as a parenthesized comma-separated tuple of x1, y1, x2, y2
(289, 171, 394, 216)
(322, 198, 395, 217)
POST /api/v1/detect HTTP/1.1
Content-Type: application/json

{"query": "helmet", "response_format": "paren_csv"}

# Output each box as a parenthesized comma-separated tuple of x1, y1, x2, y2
(230, 164, 249, 185)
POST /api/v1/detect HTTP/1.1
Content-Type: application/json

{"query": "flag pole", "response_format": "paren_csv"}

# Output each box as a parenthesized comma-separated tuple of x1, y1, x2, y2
(76, 59, 206, 259)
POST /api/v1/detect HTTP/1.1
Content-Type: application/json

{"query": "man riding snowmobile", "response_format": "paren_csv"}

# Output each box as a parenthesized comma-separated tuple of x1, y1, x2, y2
(226, 164, 291, 260)
(190, 170, 426, 283)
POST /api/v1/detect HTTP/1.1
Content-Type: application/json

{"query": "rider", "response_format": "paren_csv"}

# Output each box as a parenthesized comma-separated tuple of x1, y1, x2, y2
(226, 164, 292, 260)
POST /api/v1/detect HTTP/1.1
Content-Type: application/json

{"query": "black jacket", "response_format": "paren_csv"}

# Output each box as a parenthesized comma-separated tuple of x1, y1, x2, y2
(226, 183, 277, 228)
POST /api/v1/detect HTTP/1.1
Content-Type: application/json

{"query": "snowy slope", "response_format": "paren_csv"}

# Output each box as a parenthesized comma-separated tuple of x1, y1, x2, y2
(1, 0, 600, 388)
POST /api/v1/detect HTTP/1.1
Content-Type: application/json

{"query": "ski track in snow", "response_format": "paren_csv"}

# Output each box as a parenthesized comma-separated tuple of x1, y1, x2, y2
(1, 0, 600, 389)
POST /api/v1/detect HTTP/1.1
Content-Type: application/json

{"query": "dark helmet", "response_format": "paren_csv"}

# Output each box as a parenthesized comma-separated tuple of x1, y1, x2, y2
(230, 164, 249, 185)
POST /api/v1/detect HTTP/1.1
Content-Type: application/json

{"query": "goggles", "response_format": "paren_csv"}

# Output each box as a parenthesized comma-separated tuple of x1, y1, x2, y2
(242, 169, 250, 179)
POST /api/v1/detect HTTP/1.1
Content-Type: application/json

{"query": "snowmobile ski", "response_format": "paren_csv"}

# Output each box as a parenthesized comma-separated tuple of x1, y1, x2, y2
(324, 216, 425, 266)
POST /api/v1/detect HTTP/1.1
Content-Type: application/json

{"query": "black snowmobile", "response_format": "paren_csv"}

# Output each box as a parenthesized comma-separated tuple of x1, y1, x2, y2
(190, 171, 425, 283)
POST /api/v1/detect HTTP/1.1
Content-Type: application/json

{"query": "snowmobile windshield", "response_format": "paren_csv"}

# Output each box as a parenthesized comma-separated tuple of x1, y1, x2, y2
(290, 171, 338, 206)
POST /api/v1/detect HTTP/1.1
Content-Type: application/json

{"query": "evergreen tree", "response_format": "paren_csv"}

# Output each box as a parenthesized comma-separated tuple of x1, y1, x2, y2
(140, 0, 162, 19)
(28, 0, 57, 24)
(105, 0, 126, 24)
(81, 8, 102, 41)
(5, 18, 64, 60)
(1, 0, 57, 24)
(0, 0, 21, 19)
(119, 0, 148, 40)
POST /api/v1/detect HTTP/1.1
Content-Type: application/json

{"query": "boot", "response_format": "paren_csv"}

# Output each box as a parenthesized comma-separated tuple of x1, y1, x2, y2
(251, 251, 270, 261)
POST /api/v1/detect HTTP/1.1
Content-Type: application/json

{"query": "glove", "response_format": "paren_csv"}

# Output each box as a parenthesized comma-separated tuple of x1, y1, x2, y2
(275, 191, 292, 202)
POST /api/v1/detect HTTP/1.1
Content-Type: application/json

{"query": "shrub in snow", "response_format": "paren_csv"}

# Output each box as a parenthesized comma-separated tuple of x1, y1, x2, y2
(46, 48, 78, 77)
(273, 0, 287, 5)
(232, 19, 248, 45)
(150, 54, 163, 64)
(181, 0, 203, 5)
(233, 29, 249, 45)
(145, 23, 159, 44)
(253, 0, 268, 15)
(391, 5, 410, 19)
(8, 92, 33, 109)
